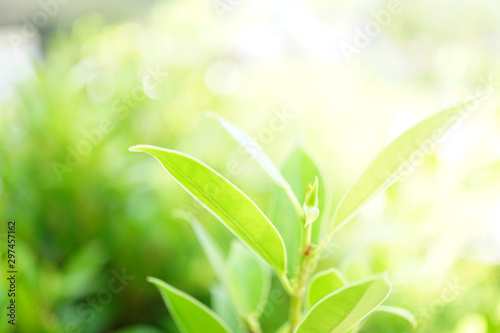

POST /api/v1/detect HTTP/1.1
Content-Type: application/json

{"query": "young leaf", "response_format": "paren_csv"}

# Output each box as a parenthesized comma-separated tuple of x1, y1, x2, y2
(304, 177, 319, 208)
(331, 101, 475, 232)
(358, 305, 417, 332)
(207, 112, 305, 220)
(211, 285, 246, 333)
(304, 207, 320, 228)
(271, 147, 327, 278)
(147, 277, 232, 333)
(226, 241, 271, 319)
(283, 148, 327, 242)
(376, 306, 417, 328)
(305, 269, 410, 327)
(306, 268, 348, 309)
(303, 177, 320, 228)
(130, 145, 287, 274)
(206, 112, 289, 188)
(295, 276, 392, 333)
(174, 210, 226, 282)
(306, 270, 415, 330)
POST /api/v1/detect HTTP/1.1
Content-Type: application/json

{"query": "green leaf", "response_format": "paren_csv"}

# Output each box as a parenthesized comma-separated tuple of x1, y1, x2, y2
(130, 145, 287, 274)
(358, 306, 417, 333)
(331, 101, 475, 232)
(304, 177, 320, 227)
(295, 276, 392, 333)
(211, 285, 246, 333)
(206, 112, 289, 188)
(304, 207, 320, 228)
(305, 271, 412, 329)
(304, 177, 319, 208)
(306, 268, 348, 310)
(174, 210, 226, 282)
(376, 306, 417, 328)
(226, 241, 271, 319)
(147, 277, 232, 333)
(207, 113, 306, 222)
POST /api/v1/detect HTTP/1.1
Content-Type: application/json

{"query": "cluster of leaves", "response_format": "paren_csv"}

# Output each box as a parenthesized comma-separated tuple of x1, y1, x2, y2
(131, 101, 473, 333)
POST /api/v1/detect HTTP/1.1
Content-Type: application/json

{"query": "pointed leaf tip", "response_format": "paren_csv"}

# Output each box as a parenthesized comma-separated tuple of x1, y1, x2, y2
(306, 268, 348, 310)
(329, 100, 479, 233)
(377, 306, 417, 328)
(147, 277, 232, 333)
(147, 276, 161, 285)
(208, 112, 290, 189)
(129, 145, 152, 153)
(304, 176, 319, 208)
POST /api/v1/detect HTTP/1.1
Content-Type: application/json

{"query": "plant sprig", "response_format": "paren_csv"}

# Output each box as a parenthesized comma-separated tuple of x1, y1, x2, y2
(131, 99, 476, 333)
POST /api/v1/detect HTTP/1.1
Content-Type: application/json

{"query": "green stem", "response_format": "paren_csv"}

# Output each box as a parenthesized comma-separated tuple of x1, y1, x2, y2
(276, 186, 305, 298)
(279, 272, 295, 295)
(288, 223, 314, 332)
(289, 290, 304, 331)
(284, 185, 305, 222)
(301, 224, 312, 252)
(288, 260, 311, 331)
(243, 315, 262, 333)
(313, 227, 336, 258)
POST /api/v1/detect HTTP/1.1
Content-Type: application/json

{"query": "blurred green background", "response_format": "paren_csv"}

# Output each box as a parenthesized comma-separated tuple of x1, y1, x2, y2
(1, 0, 500, 332)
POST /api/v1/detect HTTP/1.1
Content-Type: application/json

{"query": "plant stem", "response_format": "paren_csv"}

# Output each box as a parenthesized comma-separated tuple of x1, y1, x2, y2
(301, 224, 312, 252)
(277, 185, 304, 297)
(288, 258, 312, 331)
(284, 185, 305, 222)
(243, 315, 262, 333)
(313, 228, 336, 258)
(279, 273, 295, 295)
(289, 290, 304, 331)
(288, 223, 314, 332)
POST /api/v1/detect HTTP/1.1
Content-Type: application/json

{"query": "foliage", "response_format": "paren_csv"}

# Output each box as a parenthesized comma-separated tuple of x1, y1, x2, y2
(1, 1, 500, 332)
(131, 102, 474, 332)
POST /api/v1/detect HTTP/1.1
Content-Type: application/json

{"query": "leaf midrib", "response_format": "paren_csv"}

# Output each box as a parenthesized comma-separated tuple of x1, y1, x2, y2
(161, 155, 282, 272)
(334, 115, 455, 229)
